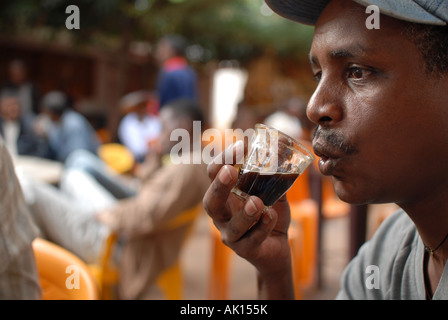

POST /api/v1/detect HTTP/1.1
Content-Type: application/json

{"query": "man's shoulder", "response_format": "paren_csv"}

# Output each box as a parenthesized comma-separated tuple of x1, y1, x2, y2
(373, 209, 416, 244)
(360, 208, 417, 261)
(336, 208, 421, 299)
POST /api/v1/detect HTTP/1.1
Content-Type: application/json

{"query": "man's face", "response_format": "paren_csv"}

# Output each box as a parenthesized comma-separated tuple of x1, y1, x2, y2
(155, 40, 174, 65)
(0, 97, 21, 121)
(158, 107, 188, 156)
(308, 0, 448, 207)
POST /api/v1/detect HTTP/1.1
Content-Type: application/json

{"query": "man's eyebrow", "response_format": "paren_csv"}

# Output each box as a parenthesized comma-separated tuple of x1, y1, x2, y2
(330, 48, 356, 58)
(309, 44, 372, 66)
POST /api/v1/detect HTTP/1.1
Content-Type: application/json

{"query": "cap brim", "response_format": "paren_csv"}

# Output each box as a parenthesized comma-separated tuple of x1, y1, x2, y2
(265, 0, 330, 25)
(265, 0, 446, 26)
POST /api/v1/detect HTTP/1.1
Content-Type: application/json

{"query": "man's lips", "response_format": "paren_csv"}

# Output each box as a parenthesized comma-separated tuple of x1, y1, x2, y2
(312, 128, 358, 176)
(312, 140, 345, 176)
(313, 139, 346, 161)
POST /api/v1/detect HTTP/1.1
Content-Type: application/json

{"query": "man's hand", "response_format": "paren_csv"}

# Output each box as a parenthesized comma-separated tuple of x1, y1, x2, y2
(203, 141, 294, 299)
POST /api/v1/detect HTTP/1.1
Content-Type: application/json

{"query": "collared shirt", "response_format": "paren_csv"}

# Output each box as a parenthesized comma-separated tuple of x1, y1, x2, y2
(3, 120, 19, 156)
(118, 112, 161, 162)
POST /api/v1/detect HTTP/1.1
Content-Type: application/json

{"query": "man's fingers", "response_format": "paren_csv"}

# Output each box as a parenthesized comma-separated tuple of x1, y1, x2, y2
(223, 196, 265, 244)
(243, 207, 279, 247)
(229, 207, 282, 262)
(203, 164, 239, 223)
(207, 140, 244, 180)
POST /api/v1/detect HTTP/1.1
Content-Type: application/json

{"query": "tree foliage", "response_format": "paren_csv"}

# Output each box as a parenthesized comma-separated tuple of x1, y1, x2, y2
(0, 0, 314, 62)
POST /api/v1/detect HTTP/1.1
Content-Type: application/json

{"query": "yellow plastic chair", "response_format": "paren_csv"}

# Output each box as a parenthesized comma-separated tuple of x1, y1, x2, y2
(32, 238, 100, 300)
(90, 203, 203, 300)
(97, 143, 135, 174)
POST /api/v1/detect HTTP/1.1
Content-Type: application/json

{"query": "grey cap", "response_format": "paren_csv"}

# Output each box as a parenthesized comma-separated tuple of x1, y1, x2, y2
(265, 0, 448, 26)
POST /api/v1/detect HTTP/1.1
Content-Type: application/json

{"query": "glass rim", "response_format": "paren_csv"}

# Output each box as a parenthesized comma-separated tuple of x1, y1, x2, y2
(255, 123, 315, 161)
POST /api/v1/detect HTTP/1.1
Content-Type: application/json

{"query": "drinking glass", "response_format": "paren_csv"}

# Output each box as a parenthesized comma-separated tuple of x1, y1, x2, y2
(231, 123, 315, 207)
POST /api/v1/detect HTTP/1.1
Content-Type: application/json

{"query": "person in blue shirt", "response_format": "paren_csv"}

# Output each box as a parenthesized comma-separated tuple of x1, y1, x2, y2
(155, 34, 199, 108)
(41, 91, 100, 163)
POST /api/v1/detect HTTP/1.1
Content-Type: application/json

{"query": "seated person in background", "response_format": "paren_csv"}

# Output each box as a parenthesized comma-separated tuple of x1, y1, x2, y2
(0, 90, 50, 158)
(2, 59, 40, 117)
(263, 97, 305, 141)
(20, 99, 210, 299)
(0, 136, 41, 299)
(118, 90, 161, 163)
(38, 91, 100, 162)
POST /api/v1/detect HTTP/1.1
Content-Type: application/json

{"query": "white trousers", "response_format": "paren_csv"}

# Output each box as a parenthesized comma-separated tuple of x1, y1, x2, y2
(19, 169, 117, 264)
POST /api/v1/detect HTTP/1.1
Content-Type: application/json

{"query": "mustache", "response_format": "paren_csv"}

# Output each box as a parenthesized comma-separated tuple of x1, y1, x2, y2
(313, 128, 358, 156)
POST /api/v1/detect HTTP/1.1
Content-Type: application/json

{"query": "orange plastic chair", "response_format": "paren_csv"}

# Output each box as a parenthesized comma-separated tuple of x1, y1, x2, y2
(208, 200, 318, 300)
(90, 203, 203, 300)
(288, 199, 319, 299)
(32, 238, 100, 300)
(208, 222, 234, 300)
(88, 233, 119, 300)
(321, 176, 350, 219)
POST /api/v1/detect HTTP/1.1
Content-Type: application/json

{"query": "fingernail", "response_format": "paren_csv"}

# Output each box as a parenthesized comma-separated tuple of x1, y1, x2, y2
(245, 198, 258, 217)
(219, 165, 232, 186)
(262, 207, 273, 224)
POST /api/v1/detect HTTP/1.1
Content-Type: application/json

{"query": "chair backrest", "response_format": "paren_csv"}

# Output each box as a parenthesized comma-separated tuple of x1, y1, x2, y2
(161, 203, 203, 231)
(92, 203, 203, 299)
(32, 238, 100, 300)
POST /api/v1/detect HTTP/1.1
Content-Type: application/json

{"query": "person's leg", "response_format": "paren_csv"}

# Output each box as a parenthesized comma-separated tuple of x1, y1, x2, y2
(65, 149, 137, 199)
(20, 175, 110, 264)
(60, 168, 118, 213)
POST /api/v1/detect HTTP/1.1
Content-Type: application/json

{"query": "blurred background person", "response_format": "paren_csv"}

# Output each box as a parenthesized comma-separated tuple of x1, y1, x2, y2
(0, 90, 50, 158)
(2, 59, 40, 116)
(118, 90, 161, 163)
(263, 96, 312, 141)
(155, 34, 199, 108)
(20, 99, 210, 300)
(39, 91, 100, 163)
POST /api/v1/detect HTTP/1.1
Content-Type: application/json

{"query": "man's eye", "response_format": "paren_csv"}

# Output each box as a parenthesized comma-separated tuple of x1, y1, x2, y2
(313, 71, 322, 82)
(347, 66, 375, 81)
(348, 67, 365, 79)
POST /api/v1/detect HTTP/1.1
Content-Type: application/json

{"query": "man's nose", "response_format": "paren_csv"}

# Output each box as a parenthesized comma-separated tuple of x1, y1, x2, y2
(306, 81, 344, 127)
